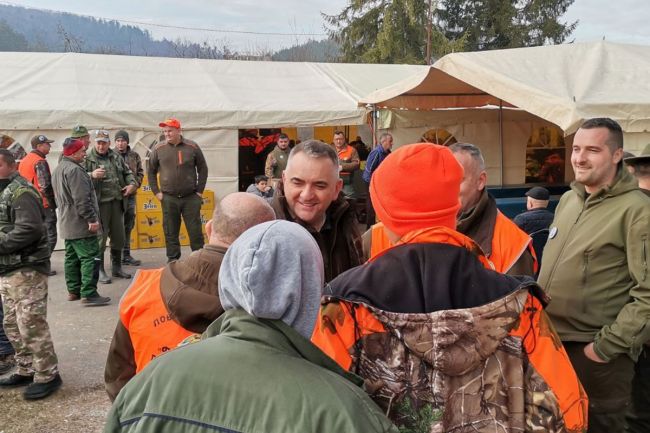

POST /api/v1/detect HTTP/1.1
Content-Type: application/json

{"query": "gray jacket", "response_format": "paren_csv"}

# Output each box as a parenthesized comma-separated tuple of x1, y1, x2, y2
(52, 157, 101, 240)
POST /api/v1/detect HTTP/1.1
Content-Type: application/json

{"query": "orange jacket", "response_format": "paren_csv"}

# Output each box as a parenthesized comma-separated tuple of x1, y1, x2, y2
(18, 150, 51, 208)
(312, 226, 587, 432)
(119, 269, 194, 373)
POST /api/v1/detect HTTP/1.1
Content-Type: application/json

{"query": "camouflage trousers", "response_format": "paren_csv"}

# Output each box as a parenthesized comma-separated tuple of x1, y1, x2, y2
(0, 269, 59, 382)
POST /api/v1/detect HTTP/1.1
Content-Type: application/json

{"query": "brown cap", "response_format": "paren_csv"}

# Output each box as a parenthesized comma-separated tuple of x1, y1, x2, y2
(30, 135, 54, 147)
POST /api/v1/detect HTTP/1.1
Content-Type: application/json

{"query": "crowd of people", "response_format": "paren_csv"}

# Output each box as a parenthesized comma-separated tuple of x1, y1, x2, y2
(0, 116, 648, 433)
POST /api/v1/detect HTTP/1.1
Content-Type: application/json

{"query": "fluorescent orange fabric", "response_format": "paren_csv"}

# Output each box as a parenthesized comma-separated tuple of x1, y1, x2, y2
(369, 223, 393, 261)
(119, 269, 194, 373)
(510, 294, 589, 432)
(337, 146, 356, 174)
(491, 210, 538, 273)
(18, 151, 48, 208)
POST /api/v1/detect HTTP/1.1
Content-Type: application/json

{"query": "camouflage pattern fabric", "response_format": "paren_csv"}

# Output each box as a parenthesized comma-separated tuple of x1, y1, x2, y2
(0, 269, 59, 382)
(349, 288, 569, 433)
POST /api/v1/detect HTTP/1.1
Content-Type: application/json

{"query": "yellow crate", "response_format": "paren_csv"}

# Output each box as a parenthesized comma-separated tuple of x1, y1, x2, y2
(179, 224, 190, 246)
(201, 190, 215, 210)
(129, 227, 138, 250)
(137, 231, 165, 249)
(135, 192, 162, 213)
(140, 183, 154, 194)
(136, 211, 164, 234)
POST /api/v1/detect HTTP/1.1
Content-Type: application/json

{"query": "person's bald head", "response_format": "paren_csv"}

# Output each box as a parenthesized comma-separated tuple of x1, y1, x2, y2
(207, 192, 276, 247)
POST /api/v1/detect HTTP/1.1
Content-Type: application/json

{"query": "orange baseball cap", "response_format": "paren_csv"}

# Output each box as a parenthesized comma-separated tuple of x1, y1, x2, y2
(159, 118, 181, 129)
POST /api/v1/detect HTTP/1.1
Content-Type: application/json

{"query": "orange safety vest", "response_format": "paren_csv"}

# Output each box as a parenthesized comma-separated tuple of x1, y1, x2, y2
(119, 269, 194, 373)
(18, 151, 49, 208)
(369, 222, 393, 261)
(491, 210, 538, 274)
(337, 146, 356, 175)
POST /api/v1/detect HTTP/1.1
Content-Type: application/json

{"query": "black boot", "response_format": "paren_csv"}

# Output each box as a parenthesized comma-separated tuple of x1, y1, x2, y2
(111, 250, 132, 279)
(98, 255, 112, 284)
(122, 249, 141, 266)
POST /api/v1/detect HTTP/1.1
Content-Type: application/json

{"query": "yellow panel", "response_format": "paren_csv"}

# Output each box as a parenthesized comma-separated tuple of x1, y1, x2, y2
(135, 193, 162, 213)
(201, 190, 215, 211)
(281, 128, 298, 141)
(136, 211, 163, 235)
(137, 231, 165, 249)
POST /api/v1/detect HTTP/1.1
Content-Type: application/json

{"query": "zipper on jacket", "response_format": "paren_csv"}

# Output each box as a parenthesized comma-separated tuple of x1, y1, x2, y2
(581, 250, 590, 313)
(642, 235, 648, 282)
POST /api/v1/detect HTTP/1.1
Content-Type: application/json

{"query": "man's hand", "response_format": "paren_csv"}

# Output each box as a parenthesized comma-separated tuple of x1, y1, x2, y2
(122, 185, 137, 196)
(91, 168, 106, 179)
(195, 192, 202, 198)
(155, 192, 163, 201)
(88, 221, 100, 233)
(584, 342, 607, 363)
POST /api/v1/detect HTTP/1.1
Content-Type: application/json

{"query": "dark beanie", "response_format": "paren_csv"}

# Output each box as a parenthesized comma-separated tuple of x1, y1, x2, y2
(115, 130, 130, 143)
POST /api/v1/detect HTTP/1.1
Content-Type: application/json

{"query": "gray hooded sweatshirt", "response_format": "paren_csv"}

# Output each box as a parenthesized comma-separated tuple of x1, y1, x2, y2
(218, 220, 324, 339)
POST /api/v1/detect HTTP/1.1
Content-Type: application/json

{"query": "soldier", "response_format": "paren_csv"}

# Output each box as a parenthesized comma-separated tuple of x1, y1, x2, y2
(147, 118, 208, 262)
(18, 135, 58, 276)
(85, 130, 137, 283)
(114, 130, 143, 266)
(0, 149, 62, 400)
(52, 138, 110, 306)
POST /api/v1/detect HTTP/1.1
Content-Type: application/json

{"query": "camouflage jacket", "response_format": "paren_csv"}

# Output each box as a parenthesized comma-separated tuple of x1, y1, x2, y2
(312, 226, 588, 433)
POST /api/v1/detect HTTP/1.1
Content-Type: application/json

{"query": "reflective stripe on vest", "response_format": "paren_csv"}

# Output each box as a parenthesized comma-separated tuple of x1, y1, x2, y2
(490, 211, 537, 273)
(18, 152, 48, 208)
(119, 269, 194, 373)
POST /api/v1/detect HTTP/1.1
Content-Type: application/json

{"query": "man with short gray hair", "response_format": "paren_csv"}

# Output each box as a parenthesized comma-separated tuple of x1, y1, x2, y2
(449, 142, 536, 276)
(104, 192, 275, 401)
(271, 139, 362, 281)
(362, 132, 393, 227)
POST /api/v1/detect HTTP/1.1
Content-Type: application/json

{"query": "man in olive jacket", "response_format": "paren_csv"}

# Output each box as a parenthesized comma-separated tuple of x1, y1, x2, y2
(104, 221, 398, 433)
(85, 130, 137, 283)
(147, 118, 208, 262)
(538, 118, 650, 433)
(52, 139, 110, 306)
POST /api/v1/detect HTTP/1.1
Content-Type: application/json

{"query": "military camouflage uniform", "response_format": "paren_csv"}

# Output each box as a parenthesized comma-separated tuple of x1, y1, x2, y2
(0, 173, 58, 382)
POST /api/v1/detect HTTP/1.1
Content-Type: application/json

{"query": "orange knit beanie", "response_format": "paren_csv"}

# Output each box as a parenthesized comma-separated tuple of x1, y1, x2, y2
(370, 143, 463, 236)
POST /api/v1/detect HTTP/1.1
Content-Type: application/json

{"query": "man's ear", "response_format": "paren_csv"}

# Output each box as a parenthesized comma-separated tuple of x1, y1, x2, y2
(334, 178, 343, 197)
(205, 219, 213, 237)
(477, 171, 487, 191)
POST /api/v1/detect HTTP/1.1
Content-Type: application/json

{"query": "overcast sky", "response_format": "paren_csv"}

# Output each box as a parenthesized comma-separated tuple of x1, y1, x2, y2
(3, 0, 650, 51)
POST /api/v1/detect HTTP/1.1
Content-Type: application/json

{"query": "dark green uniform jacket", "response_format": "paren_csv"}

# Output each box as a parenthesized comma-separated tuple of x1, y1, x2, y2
(84, 148, 136, 204)
(105, 310, 398, 433)
(0, 173, 50, 276)
(538, 168, 650, 362)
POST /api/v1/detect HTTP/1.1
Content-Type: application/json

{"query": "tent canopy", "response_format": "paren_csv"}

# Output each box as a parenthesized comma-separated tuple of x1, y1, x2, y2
(361, 41, 650, 135)
(0, 52, 427, 130)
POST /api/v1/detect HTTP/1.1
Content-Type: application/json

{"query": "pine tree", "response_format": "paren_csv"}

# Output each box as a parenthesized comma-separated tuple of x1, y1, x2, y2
(0, 20, 29, 51)
(325, 0, 576, 64)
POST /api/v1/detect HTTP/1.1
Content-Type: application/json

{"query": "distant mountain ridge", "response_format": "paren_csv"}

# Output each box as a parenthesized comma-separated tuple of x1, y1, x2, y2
(0, 4, 340, 61)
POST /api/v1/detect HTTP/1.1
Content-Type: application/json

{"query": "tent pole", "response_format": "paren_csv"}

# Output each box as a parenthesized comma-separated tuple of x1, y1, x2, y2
(499, 99, 504, 186)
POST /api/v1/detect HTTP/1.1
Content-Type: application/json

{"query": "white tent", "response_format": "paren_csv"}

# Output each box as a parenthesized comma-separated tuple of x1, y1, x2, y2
(360, 41, 650, 185)
(0, 52, 427, 196)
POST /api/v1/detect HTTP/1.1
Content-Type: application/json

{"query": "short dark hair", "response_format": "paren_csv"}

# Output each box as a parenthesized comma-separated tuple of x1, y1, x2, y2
(289, 139, 339, 169)
(333, 130, 345, 138)
(278, 133, 289, 140)
(0, 149, 16, 166)
(254, 175, 269, 184)
(580, 118, 624, 151)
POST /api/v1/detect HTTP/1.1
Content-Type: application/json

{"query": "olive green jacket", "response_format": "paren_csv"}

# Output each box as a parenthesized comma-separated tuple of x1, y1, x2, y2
(538, 168, 650, 362)
(84, 148, 136, 204)
(105, 310, 397, 433)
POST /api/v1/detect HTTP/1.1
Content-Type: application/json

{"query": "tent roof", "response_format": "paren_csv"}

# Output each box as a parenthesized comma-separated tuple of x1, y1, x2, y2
(0, 52, 427, 130)
(361, 41, 650, 134)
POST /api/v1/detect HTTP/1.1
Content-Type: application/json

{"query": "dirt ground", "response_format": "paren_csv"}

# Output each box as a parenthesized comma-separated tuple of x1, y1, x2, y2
(0, 247, 186, 433)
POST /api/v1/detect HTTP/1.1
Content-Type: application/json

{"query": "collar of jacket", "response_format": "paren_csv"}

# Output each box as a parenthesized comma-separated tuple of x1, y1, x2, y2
(271, 182, 350, 233)
(571, 166, 639, 206)
(456, 189, 497, 256)
(31, 149, 47, 158)
(205, 309, 365, 387)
